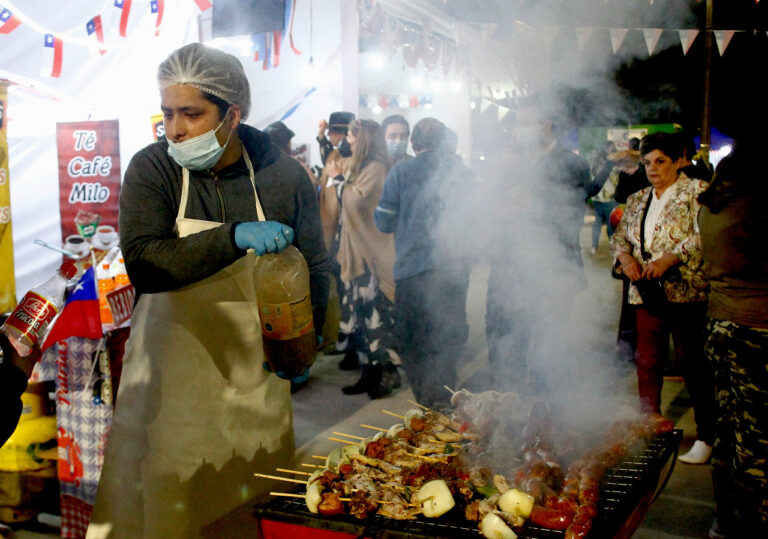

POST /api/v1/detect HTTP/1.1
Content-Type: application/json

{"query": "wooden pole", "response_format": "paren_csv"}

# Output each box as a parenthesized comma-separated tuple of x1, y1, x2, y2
(700, 0, 714, 166)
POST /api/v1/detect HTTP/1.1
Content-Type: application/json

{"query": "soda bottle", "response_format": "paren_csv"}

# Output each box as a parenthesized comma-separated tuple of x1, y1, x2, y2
(97, 262, 115, 325)
(1, 261, 77, 357)
(254, 245, 317, 378)
(112, 257, 130, 288)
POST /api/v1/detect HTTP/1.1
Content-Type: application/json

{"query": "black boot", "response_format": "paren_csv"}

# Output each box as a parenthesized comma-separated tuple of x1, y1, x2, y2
(342, 364, 381, 395)
(338, 348, 359, 370)
(368, 362, 401, 399)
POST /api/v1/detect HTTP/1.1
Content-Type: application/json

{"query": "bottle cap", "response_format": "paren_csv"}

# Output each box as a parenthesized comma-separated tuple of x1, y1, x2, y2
(59, 261, 77, 280)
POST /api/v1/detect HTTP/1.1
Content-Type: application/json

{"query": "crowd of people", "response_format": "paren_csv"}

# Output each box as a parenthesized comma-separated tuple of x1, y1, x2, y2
(1, 42, 764, 538)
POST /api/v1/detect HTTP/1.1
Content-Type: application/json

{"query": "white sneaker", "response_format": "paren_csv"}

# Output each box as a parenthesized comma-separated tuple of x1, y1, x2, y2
(678, 440, 712, 464)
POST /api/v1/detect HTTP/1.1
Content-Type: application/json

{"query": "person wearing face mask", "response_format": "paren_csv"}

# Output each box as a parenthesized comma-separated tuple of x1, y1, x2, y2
(381, 114, 412, 164)
(316, 111, 355, 165)
(87, 43, 328, 538)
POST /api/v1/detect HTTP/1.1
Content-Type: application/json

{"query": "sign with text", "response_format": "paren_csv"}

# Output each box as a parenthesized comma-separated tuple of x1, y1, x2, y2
(1, 82, 17, 312)
(106, 284, 134, 327)
(150, 113, 165, 142)
(56, 121, 122, 241)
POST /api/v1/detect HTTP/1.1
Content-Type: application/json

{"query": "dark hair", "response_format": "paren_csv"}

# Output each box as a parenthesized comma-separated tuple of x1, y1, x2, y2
(201, 91, 230, 120)
(264, 121, 294, 153)
(639, 132, 683, 161)
(381, 114, 410, 136)
(411, 118, 446, 152)
(628, 137, 641, 151)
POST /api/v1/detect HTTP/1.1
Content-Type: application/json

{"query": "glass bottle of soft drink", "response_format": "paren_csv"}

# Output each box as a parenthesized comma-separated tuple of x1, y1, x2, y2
(1, 261, 77, 356)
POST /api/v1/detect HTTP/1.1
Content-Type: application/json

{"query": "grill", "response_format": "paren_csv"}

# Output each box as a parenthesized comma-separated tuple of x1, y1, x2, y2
(253, 429, 682, 539)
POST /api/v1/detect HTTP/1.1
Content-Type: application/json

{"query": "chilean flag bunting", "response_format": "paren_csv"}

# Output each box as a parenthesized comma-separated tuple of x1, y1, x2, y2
(151, 0, 164, 35)
(44, 34, 64, 78)
(86, 15, 106, 55)
(0, 8, 21, 34)
(114, 0, 133, 38)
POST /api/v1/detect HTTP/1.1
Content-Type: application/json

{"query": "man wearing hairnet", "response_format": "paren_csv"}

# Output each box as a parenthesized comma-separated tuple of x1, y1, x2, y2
(87, 43, 328, 537)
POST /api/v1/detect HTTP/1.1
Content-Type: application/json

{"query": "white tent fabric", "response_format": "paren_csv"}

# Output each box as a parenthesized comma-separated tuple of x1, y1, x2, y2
(1, 0, 357, 299)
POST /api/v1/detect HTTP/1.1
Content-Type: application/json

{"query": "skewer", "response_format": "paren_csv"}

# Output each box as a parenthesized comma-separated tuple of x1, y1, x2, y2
(443, 385, 456, 395)
(407, 399, 430, 410)
(312, 455, 328, 460)
(407, 453, 445, 463)
(270, 492, 308, 499)
(254, 473, 308, 485)
(301, 463, 325, 469)
(276, 468, 311, 476)
(329, 437, 360, 445)
(382, 410, 405, 419)
(332, 431, 366, 440)
(270, 492, 354, 502)
(360, 424, 387, 432)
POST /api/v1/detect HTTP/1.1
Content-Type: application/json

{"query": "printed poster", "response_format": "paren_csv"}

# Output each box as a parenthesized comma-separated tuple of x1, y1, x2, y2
(56, 121, 121, 242)
(0, 82, 16, 312)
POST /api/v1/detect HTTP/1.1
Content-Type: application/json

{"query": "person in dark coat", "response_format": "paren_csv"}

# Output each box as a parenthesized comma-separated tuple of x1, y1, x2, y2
(375, 118, 472, 407)
(0, 333, 40, 447)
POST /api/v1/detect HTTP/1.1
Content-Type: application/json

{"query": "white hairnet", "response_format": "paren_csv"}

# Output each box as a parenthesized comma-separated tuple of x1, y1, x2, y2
(157, 43, 251, 120)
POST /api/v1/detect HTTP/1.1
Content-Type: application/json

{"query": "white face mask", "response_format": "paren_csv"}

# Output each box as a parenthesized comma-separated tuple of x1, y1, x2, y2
(166, 109, 233, 170)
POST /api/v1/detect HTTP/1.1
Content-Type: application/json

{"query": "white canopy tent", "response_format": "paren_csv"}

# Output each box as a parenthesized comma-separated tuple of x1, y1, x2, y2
(1, 0, 359, 299)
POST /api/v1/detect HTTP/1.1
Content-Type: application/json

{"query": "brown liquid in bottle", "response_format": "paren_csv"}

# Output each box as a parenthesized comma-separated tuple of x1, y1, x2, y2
(254, 246, 317, 378)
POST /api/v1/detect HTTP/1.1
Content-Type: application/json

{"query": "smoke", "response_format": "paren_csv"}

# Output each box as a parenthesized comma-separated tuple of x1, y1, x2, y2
(426, 1, 698, 431)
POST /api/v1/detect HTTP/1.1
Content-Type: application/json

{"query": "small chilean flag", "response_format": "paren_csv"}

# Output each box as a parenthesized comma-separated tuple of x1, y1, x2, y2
(42, 267, 102, 349)
(0, 8, 22, 34)
(44, 34, 63, 78)
(86, 15, 106, 55)
(114, 0, 133, 38)
(150, 0, 164, 36)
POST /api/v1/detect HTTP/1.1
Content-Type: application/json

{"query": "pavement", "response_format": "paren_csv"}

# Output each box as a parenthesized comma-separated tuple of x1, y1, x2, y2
(10, 215, 718, 538)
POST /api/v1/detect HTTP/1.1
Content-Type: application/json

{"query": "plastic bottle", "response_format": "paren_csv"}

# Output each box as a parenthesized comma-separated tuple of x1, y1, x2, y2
(97, 262, 114, 325)
(254, 245, 317, 378)
(112, 257, 130, 288)
(1, 261, 77, 356)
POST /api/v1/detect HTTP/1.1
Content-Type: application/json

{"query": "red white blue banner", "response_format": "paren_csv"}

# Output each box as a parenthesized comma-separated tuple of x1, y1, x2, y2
(150, 0, 164, 36)
(114, 0, 132, 38)
(85, 15, 106, 55)
(0, 7, 21, 34)
(44, 33, 63, 78)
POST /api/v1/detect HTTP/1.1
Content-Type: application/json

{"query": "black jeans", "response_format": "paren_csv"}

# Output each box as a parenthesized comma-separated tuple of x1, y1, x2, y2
(395, 269, 469, 408)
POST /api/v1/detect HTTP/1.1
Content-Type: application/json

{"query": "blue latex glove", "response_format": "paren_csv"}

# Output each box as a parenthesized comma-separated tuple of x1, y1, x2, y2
(262, 362, 310, 383)
(234, 221, 295, 255)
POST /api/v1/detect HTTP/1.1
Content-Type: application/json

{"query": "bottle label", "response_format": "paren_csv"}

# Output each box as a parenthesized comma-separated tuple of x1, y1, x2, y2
(258, 294, 314, 341)
(3, 291, 59, 347)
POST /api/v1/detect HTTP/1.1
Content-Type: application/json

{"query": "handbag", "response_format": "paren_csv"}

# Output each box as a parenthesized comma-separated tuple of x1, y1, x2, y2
(635, 191, 669, 316)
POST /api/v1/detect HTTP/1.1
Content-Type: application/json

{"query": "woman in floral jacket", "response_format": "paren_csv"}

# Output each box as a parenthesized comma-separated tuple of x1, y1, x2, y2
(611, 132, 714, 464)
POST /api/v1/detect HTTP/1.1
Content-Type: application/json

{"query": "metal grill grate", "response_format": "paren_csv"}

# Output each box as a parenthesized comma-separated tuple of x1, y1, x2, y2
(253, 429, 682, 539)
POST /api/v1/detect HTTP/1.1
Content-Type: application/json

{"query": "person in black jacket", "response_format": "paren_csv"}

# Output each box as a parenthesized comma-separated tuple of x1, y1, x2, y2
(0, 333, 40, 447)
